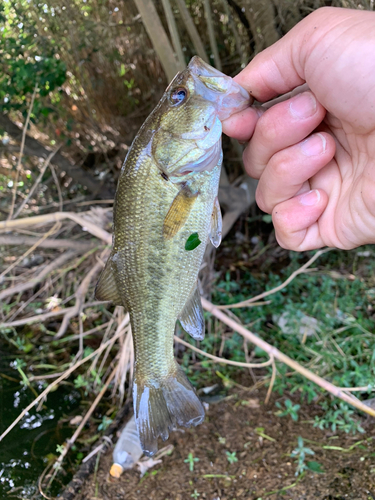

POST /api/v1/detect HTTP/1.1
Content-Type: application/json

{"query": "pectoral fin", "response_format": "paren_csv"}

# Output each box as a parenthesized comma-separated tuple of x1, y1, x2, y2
(95, 256, 124, 307)
(179, 285, 205, 340)
(163, 185, 198, 239)
(209, 196, 222, 248)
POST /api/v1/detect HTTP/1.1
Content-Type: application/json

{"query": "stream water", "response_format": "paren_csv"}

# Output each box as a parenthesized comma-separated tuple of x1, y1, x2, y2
(0, 342, 80, 499)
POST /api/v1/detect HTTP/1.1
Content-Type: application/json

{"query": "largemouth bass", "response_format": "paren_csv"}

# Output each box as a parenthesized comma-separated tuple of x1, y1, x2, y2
(96, 57, 251, 455)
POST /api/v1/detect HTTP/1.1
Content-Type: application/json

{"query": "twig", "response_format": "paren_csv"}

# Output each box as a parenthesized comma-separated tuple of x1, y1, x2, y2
(0, 222, 61, 280)
(0, 235, 96, 251)
(174, 336, 273, 368)
(5, 270, 62, 323)
(49, 164, 63, 212)
(218, 248, 331, 309)
(53, 321, 111, 344)
(114, 323, 134, 405)
(0, 211, 112, 244)
(55, 250, 109, 338)
(13, 146, 61, 219)
(7, 84, 38, 221)
(265, 358, 277, 404)
(0, 314, 129, 443)
(0, 249, 78, 301)
(45, 365, 117, 491)
(339, 386, 374, 392)
(0, 300, 105, 329)
(201, 297, 375, 419)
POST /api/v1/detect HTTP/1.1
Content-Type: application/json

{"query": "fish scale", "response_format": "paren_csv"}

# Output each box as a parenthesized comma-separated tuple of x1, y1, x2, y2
(96, 56, 251, 455)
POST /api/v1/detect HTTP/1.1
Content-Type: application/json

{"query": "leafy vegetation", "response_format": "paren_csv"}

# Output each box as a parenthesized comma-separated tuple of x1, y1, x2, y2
(184, 452, 200, 472)
(182, 246, 375, 434)
(291, 436, 322, 476)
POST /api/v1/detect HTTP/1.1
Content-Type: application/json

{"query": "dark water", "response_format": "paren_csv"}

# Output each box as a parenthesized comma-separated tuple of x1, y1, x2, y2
(0, 344, 80, 499)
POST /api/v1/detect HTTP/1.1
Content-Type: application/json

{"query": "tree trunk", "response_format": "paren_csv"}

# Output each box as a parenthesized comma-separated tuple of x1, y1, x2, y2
(203, 0, 222, 71)
(174, 0, 209, 63)
(161, 0, 186, 70)
(221, 0, 248, 67)
(239, 0, 279, 54)
(133, 0, 181, 81)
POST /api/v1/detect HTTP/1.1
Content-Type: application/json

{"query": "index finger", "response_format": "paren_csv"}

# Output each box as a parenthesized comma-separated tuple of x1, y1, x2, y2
(221, 106, 260, 142)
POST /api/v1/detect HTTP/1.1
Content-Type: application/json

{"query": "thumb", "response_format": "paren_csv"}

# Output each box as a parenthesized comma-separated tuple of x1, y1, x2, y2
(233, 7, 351, 102)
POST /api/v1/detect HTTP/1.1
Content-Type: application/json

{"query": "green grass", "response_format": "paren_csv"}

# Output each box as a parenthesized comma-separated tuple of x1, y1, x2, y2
(183, 246, 375, 434)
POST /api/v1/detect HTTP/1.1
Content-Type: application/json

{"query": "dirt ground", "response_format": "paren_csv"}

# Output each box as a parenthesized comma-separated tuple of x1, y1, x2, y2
(73, 388, 375, 500)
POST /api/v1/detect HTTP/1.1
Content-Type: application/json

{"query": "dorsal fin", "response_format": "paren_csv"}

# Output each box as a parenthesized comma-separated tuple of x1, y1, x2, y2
(95, 256, 123, 307)
(209, 196, 222, 248)
(163, 185, 198, 239)
(179, 285, 205, 340)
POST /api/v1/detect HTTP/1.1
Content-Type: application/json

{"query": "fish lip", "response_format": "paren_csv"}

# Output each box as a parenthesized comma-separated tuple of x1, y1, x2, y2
(188, 56, 225, 78)
(188, 56, 252, 115)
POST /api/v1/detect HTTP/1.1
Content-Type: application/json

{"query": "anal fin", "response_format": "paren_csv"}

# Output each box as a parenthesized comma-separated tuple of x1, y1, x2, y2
(163, 185, 198, 239)
(210, 196, 222, 248)
(95, 256, 123, 307)
(179, 285, 205, 340)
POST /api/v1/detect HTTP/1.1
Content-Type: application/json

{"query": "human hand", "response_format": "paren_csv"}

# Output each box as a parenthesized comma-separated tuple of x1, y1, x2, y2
(222, 7, 375, 251)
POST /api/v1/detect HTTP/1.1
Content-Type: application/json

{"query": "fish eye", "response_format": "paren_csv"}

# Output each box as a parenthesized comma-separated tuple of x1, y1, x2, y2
(169, 87, 188, 105)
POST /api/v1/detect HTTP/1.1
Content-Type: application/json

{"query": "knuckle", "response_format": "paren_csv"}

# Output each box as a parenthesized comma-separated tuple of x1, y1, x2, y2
(270, 155, 291, 179)
(257, 113, 280, 144)
(272, 225, 295, 250)
(255, 187, 271, 213)
(274, 230, 293, 250)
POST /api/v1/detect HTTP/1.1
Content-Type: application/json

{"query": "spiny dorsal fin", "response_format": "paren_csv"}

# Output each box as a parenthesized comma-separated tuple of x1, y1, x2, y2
(179, 285, 205, 340)
(95, 256, 123, 307)
(163, 185, 198, 240)
(209, 196, 222, 248)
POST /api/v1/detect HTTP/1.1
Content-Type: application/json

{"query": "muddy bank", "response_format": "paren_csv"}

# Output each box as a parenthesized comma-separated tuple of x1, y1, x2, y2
(71, 389, 375, 500)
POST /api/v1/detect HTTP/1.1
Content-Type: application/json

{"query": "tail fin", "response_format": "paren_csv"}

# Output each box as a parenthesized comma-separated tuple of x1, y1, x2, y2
(133, 363, 205, 456)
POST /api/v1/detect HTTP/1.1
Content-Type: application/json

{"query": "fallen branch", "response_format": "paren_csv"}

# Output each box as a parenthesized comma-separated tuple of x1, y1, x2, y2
(0, 250, 78, 301)
(0, 211, 112, 245)
(0, 221, 61, 279)
(202, 297, 375, 418)
(174, 335, 273, 369)
(0, 235, 97, 251)
(0, 300, 105, 330)
(55, 251, 109, 338)
(218, 248, 331, 309)
(13, 146, 61, 219)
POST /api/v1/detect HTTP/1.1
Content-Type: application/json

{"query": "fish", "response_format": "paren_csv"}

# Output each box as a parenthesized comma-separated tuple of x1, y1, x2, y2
(95, 56, 251, 456)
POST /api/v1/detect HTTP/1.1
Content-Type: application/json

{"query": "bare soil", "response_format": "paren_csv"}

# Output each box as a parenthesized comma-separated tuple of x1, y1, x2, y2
(73, 388, 375, 500)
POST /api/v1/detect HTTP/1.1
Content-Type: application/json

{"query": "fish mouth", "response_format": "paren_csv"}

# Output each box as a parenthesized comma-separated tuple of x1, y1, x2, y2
(188, 56, 252, 120)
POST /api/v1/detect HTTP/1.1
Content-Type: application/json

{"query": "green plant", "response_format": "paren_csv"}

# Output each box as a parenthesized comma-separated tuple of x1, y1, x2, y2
(184, 452, 199, 472)
(98, 416, 113, 431)
(0, 2, 66, 120)
(199, 247, 375, 436)
(275, 399, 300, 421)
(225, 451, 238, 464)
(314, 402, 365, 434)
(191, 490, 200, 499)
(56, 444, 65, 454)
(291, 436, 324, 476)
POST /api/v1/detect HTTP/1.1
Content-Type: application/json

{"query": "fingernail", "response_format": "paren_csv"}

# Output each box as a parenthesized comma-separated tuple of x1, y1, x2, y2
(298, 189, 320, 206)
(301, 133, 326, 156)
(290, 92, 317, 119)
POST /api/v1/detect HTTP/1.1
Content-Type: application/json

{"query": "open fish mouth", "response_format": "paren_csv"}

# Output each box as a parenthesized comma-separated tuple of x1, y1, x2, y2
(188, 56, 252, 120)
